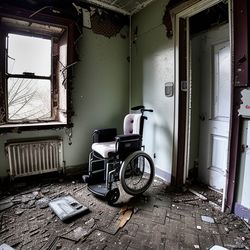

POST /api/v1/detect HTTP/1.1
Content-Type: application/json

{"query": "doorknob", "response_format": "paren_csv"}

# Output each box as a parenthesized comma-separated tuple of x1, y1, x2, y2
(199, 113, 206, 121)
(241, 144, 246, 153)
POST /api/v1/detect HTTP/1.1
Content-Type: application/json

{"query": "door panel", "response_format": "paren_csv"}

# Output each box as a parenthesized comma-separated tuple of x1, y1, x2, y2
(198, 24, 230, 191)
(213, 43, 230, 121)
(208, 134, 228, 189)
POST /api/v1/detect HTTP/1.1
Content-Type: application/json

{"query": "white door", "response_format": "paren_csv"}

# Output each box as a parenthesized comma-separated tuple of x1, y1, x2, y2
(198, 25, 230, 191)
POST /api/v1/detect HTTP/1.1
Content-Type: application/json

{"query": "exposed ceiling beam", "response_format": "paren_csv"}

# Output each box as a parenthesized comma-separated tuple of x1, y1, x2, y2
(131, 0, 158, 15)
(80, 0, 130, 15)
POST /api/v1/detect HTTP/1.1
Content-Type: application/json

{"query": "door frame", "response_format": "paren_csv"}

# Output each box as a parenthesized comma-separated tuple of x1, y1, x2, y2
(173, 0, 233, 211)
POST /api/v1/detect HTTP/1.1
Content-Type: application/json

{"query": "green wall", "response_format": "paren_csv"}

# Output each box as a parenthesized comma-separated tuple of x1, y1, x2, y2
(0, 27, 129, 177)
(0, 0, 175, 183)
(131, 0, 174, 182)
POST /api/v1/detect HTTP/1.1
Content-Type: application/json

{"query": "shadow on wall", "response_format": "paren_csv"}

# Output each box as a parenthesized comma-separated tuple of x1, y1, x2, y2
(142, 110, 173, 183)
(153, 122, 173, 182)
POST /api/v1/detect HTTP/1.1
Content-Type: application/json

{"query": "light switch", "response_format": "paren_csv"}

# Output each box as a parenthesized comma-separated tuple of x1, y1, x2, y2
(165, 82, 174, 97)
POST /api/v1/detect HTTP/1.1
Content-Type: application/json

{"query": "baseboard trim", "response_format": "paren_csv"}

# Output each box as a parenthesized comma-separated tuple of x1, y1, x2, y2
(64, 163, 88, 176)
(234, 202, 250, 223)
(154, 167, 171, 183)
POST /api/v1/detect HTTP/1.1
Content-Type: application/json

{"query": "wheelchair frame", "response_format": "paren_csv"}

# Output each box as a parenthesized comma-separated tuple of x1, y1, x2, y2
(83, 106, 155, 205)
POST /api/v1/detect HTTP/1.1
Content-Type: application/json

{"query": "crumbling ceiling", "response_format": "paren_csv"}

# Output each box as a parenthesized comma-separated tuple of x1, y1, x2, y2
(0, 0, 161, 16)
(80, 0, 158, 15)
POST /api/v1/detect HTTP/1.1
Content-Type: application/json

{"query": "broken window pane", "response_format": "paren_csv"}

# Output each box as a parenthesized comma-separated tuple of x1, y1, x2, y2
(7, 34, 51, 76)
(8, 78, 51, 120)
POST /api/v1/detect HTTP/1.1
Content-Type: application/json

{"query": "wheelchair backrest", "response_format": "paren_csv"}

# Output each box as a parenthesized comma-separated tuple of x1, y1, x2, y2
(116, 134, 141, 160)
(123, 114, 142, 136)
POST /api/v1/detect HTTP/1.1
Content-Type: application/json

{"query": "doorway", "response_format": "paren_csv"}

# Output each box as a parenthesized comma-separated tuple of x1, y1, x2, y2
(174, 0, 232, 210)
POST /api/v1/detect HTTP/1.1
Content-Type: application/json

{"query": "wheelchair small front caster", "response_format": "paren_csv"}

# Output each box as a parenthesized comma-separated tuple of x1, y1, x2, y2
(106, 188, 120, 205)
(82, 175, 90, 183)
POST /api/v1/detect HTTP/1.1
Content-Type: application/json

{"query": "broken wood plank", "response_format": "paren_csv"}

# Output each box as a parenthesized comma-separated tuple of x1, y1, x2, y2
(0, 214, 3, 230)
(188, 188, 207, 201)
(117, 209, 133, 229)
(209, 201, 221, 210)
(1, 233, 15, 241)
(242, 219, 250, 230)
(72, 185, 87, 193)
(30, 229, 40, 237)
(61, 226, 91, 242)
(39, 235, 58, 250)
(173, 197, 200, 203)
(99, 207, 134, 235)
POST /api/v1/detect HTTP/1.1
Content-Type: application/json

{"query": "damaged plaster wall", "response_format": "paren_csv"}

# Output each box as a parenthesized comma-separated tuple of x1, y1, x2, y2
(0, 26, 129, 177)
(64, 27, 129, 167)
(131, 0, 174, 182)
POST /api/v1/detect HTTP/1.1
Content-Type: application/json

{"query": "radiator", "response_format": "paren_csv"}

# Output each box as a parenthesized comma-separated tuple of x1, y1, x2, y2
(6, 138, 64, 178)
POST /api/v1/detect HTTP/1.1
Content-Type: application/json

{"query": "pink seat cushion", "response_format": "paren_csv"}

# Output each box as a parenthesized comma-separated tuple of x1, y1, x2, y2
(92, 141, 116, 158)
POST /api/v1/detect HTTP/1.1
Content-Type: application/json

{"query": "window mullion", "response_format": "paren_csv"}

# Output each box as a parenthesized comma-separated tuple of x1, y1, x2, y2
(6, 74, 51, 80)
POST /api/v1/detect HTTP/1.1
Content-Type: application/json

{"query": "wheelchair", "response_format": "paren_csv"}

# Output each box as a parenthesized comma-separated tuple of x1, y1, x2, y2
(83, 106, 155, 205)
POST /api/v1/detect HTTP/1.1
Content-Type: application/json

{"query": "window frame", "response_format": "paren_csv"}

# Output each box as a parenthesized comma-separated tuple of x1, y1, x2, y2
(0, 9, 76, 133)
(6, 31, 54, 122)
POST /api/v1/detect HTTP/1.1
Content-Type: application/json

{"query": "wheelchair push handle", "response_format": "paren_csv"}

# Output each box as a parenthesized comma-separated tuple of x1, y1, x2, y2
(143, 109, 153, 113)
(131, 105, 145, 111)
(131, 106, 153, 114)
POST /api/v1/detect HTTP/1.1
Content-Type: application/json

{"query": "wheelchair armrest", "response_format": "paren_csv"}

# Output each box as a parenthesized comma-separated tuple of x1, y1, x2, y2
(92, 128, 117, 143)
(115, 134, 141, 141)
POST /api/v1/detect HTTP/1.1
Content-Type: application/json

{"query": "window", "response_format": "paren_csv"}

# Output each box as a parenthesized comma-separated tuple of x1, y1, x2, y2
(7, 34, 52, 121)
(0, 15, 71, 131)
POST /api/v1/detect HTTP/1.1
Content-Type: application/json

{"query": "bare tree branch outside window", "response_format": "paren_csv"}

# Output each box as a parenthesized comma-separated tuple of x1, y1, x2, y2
(7, 34, 52, 121)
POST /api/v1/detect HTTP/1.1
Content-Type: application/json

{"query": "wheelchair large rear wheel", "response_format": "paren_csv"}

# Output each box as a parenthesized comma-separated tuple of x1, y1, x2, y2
(120, 151, 155, 196)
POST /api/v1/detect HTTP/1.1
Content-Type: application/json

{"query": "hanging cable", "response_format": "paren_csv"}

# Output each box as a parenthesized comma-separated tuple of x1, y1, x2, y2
(65, 127, 73, 145)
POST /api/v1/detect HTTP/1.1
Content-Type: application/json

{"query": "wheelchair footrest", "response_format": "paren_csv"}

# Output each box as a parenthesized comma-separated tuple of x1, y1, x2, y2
(88, 183, 110, 198)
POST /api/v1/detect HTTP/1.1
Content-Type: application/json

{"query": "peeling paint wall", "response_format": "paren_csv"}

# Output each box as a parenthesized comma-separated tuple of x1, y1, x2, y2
(0, 27, 129, 177)
(131, 0, 174, 182)
(64, 27, 129, 167)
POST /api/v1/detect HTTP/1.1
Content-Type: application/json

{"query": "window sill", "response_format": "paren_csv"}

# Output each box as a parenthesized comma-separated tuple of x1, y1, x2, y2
(0, 121, 69, 133)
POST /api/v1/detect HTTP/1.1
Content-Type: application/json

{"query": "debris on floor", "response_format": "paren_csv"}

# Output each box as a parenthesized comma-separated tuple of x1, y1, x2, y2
(243, 219, 250, 230)
(0, 178, 249, 249)
(210, 245, 229, 250)
(61, 226, 91, 242)
(85, 217, 95, 228)
(173, 197, 200, 203)
(201, 215, 215, 223)
(0, 243, 15, 250)
(189, 188, 208, 201)
(209, 200, 221, 210)
(116, 206, 133, 229)
(0, 198, 14, 212)
(49, 195, 89, 221)
(36, 197, 50, 209)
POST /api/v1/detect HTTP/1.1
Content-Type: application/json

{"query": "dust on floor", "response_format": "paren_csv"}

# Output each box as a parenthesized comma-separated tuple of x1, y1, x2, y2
(0, 177, 249, 250)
